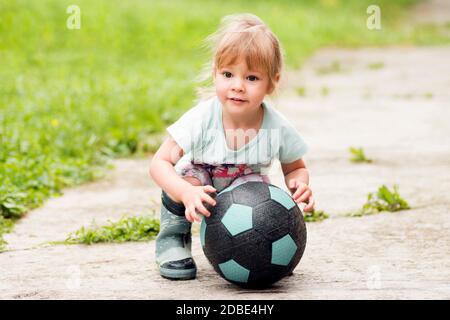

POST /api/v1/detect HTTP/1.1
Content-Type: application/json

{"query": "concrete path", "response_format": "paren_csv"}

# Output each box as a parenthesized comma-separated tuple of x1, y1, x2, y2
(1, 44, 449, 299)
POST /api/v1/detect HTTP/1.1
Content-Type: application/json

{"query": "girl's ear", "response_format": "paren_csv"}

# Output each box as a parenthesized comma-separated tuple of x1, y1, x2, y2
(274, 73, 280, 83)
(267, 73, 281, 94)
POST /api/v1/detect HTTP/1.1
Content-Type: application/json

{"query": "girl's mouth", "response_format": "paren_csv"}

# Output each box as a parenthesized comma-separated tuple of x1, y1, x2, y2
(229, 97, 247, 104)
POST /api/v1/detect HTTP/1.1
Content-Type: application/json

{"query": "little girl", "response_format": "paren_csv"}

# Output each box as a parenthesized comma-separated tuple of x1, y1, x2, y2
(149, 13, 314, 280)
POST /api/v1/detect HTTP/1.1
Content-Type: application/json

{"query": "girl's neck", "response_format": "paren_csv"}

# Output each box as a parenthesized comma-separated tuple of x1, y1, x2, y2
(222, 103, 264, 131)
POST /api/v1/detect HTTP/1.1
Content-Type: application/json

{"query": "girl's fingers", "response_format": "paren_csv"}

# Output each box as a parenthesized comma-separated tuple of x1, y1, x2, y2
(190, 202, 202, 222)
(304, 196, 315, 212)
(288, 180, 297, 192)
(192, 210, 201, 223)
(184, 209, 192, 223)
(293, 185, 308, 201)
(185, 204, 196, 223)
(203, 185, 217, 193)
(297, 189, 312, 203)
(201, 194, 217, 207)
(185, 210, 192, 223)
(195, 200, 211, 218)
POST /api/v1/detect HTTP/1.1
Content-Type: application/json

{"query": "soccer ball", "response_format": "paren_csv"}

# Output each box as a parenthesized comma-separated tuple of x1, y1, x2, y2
(200, 181, 307, 288)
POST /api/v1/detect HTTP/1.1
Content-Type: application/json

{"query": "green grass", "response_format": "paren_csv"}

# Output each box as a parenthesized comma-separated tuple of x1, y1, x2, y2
(349, 147, 373, 163)
(304, 209, 330, 223)
(63, 215, 160, 245)
(0, 216, 14, 251)
(368, 62, 385, 70)
(296, 87, 306, 97)
(1, 0, 448, 245)
(321, 86, 330, 97)
(316, 60, 346, 75)
(347, 185, 410, 217)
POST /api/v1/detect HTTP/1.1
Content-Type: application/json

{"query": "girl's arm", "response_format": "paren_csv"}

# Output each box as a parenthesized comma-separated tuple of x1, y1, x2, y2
(149, 137, 194, 203)
(149, 137, 217, 222)
(281, 158, 315, 212)
(281, 158, 309, 187)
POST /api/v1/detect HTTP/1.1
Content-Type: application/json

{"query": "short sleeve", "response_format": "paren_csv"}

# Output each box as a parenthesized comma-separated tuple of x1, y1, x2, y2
(166, 106, 204, 154)
(278, 123, 308, 164)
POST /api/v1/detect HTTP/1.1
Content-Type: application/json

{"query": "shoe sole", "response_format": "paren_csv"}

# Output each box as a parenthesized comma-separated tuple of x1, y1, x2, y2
(160, 267, 197, 280)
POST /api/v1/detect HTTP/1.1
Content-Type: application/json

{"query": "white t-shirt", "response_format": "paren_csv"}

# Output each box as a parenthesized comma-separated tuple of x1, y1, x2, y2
(167, 96, 308, 175)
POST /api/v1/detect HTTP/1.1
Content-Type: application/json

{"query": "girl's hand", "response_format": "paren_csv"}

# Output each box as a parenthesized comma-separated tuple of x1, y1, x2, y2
(181, 185, 217, 223)
(287, 179, 315, 212)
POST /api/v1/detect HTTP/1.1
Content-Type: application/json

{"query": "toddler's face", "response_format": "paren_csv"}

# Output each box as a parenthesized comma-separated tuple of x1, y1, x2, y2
(214, 60, 271, 118)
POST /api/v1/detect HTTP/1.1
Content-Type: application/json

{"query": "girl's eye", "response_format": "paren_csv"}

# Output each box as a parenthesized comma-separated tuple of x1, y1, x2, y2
(223, 72, 232, 78)
(247, 75, 259, 81)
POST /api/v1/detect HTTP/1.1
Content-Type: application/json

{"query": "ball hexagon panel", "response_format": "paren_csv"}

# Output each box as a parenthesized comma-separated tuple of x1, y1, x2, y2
(231, 181, 271, 207)
(268, 185, 296, 210)
(218, 259, 250, 284)
(252, 200, 291, 242)
(221, 204, 253, 236)
(271, 234, 298, 266)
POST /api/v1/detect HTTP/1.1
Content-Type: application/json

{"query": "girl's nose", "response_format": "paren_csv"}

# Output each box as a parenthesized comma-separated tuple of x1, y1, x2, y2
(231, 78, 245, 92)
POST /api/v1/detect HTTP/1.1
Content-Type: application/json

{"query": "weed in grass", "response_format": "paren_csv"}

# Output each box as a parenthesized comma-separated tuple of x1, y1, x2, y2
(0, 216, 14, 251)
(64, 215, 160, 245)
(368, 62, 385, 70)
(297, 87, 306, 97)
(304, 209, 329, 223)
(349, 147, 373, 163)
(316, 61, 344, 75)
(321, 86, 330, 97)
(347, 185, 410, 217)
(0, 191, 29, 219)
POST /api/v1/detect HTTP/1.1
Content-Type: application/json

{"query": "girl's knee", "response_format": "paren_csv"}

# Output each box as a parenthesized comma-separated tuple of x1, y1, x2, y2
(179, 162, 213, 186)
(182, 176, 202, 186)
(164, 176, 204, 204)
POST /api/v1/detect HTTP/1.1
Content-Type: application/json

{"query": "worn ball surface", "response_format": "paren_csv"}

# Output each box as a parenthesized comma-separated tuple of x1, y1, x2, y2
(200, 181, 307, 288)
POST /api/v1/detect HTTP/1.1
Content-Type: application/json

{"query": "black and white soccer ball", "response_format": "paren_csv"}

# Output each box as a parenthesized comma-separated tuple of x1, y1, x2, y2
(200, 181, 307, 288)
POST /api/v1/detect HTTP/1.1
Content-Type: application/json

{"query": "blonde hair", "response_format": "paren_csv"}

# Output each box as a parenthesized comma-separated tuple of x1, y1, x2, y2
(196, 13, 284, 100)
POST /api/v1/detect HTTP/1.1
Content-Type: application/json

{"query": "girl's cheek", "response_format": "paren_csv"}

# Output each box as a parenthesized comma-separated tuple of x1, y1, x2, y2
(217, 83, 229, 94)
